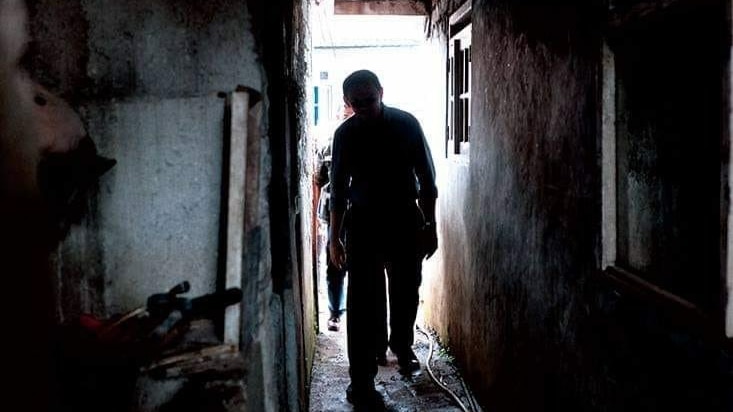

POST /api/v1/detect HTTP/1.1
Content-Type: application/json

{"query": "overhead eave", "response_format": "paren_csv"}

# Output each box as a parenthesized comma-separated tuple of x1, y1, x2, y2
(334, 0, 428, 15)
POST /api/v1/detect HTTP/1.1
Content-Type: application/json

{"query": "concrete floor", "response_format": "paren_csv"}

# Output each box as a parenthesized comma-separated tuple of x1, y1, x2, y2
(308, 237, 481, 411)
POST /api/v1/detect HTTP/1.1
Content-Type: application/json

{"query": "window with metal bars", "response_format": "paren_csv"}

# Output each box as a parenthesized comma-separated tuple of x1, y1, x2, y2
(447, 23, 471, 158)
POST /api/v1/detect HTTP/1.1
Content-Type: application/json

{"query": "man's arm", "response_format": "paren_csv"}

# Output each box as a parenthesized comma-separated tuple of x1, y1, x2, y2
(418, 197, 436, 225)
(418, 195, 438, 260)
(329, 209, 346, 268)
(413, 119, 438, 201)
(413, 119, 438, 259)
(328, 128, 348, 268)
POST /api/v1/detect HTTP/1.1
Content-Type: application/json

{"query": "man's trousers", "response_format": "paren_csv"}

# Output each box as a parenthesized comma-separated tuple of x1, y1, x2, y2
(345, 203, 424, 387)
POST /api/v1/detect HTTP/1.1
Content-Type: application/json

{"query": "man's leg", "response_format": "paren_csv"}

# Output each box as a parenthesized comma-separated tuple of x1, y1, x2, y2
(346, 258, 381, 380)
(345, 214, 382, 404)
(386, 255, 422, 360)
(374, 269, 388, 365)
(386, 206, 423, 371)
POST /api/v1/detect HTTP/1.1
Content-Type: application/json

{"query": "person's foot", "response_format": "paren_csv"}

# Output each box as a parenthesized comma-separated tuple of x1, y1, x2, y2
(376, 352, 388, 366)
(396, 348, 420, 374)
(327, 316, 340, 332)
(346, 384, 384, 410)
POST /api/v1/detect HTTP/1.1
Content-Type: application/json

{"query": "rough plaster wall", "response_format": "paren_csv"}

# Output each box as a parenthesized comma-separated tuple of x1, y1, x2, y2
(290, 1, 314, 406)
(27, 0, 262, 315)
(235, 100, 279, 412)
(255, 0, 314, 408)
(87, 97, 224, 311)
(26, 1, 286, 410)
(295, 1, 317, 399)
(299, 108, 318, 391)
(246, 0, 312, 409)
(81, 0, 261, 99)
(430, 2, 600, 410)
(428, 1, 733, 411)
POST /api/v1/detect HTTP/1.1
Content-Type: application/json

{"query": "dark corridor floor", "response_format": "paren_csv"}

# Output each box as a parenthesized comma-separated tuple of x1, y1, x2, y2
(307, 248, 482, 411)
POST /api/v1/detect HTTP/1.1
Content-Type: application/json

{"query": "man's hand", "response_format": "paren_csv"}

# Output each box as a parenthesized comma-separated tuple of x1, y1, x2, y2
(329, 238, 347, 269)
(421, 222, 438, 259)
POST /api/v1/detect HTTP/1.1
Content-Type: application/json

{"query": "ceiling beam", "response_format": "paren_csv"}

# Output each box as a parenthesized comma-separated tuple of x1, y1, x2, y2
(334, 0, 428, 16)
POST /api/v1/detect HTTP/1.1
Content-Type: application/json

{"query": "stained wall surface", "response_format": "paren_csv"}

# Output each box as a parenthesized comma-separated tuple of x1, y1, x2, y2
(28, 0, 261, 319)
(424, 1, 733, 411)
(23, 1, 301, 410)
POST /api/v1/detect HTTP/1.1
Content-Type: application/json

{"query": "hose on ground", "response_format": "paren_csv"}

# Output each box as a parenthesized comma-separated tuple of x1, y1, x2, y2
(416, 324, 474, 412)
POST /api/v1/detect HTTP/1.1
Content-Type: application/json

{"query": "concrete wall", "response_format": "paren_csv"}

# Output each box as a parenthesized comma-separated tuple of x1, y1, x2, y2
(446, 4, 599, 409)
(88, 96, 225, 312)
(24, 0, 307, 411)
(293, 0, 317, 405)
(425, 1, 733, 411)
(28, 0, 261, 317)
(248, 0, 314, 409)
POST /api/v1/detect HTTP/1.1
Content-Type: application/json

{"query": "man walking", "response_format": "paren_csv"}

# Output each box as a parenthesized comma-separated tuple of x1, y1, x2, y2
(329, 69, 438, 408)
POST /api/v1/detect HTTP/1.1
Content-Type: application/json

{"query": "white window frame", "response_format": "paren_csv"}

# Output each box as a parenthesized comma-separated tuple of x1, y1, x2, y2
(602, 41, 728, 337)
(447, 2, 471, 161)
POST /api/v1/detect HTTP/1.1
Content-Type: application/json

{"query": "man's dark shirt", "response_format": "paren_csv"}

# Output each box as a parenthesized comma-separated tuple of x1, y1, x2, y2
(329, 104, 437, 215)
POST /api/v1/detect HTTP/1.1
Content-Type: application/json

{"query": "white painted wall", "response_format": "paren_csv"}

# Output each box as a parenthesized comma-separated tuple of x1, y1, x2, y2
(88, 96, 225, 313)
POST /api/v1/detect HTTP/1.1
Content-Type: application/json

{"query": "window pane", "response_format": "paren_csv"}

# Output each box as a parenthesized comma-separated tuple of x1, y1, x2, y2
(613, 8, 722, 312)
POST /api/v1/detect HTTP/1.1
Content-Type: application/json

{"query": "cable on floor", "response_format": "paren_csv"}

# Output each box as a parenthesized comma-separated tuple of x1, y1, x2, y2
(416, 324, 475, 412)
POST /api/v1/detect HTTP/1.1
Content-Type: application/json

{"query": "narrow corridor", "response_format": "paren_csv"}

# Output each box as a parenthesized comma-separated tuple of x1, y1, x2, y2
(308, 245, 481, 411)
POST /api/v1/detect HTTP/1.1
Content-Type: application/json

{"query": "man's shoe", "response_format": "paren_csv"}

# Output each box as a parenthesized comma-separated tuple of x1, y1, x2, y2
(327, 316, 340, 332)
(396, 348, 420, 374)
(376, 352, 388, 366)
(346, 384, 384, 410)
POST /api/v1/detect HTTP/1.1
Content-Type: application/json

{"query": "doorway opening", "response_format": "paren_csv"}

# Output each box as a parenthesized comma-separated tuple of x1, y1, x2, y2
(306, 0, 444, 337)
(305, 1, 483, 410)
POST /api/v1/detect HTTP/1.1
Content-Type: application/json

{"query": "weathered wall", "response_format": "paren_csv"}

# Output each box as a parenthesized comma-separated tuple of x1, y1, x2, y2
(23, 0, 308, 411)
(292, 0, 318, 405)
(27, 0, 262, 316)
(454, 4, 598, 409)
(426, 0, 732, 411)
(88, 97, 225, 312)
(248, 0, 313, 409)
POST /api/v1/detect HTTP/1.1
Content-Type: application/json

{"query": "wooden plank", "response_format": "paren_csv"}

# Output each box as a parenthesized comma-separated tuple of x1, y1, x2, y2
(727, 0, 733, 337)
(601, 265, 733, 350)
(601, 42, 617, 269)
(142, 344, 238, 372)
(334, 0, 427, 15)
(224, 91, 249, 346)
(159, 354, 245, 379)
(448, 0, 471, 26)
(603, 265, 704, 315)
(141, 344, 244, 379)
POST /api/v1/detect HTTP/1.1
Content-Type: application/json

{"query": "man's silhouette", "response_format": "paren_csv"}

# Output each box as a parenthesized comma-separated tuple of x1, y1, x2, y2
(328, 69, 438, 408)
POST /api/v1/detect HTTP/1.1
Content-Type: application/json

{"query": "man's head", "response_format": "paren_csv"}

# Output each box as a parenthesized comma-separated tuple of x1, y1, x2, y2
(342, 70, 383, 119)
